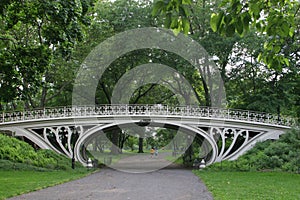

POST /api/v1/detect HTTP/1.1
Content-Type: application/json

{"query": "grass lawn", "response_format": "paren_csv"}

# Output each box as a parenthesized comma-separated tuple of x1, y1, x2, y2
(90, 150, 140, 165)
(0, 170, 93, 200)
(194, 171, 300, 200)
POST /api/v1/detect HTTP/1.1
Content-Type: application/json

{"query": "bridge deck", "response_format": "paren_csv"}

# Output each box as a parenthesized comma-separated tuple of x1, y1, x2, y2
(0, 105, 295, 166)
(0, 105, 295, 127)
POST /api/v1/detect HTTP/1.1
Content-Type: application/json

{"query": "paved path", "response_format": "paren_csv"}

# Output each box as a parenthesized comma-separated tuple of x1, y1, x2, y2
(8, 168, 213, 200)
(109, 152, 178, 173)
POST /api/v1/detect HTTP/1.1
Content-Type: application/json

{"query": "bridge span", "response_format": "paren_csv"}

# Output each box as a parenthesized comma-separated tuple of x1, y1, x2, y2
(0, 105, 294, 166)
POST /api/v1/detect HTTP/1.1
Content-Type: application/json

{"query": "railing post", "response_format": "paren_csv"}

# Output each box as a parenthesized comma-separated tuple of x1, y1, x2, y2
(149, 105, 151, 115)
(145, 104, 148, 115)
(247, 111, 250, 122)
(0, 104, 294, 129)
(63, 106, 66, 117)
(166, 105, 169, 116)
(227, 109, 230, 119)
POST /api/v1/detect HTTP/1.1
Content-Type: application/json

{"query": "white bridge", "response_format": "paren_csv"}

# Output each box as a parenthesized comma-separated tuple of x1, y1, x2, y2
(0, 104, 294, 166)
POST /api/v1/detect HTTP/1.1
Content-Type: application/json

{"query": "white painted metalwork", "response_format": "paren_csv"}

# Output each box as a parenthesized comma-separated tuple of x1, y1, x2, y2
(0, 105, 295, 126)
(0, 104, 295, 167)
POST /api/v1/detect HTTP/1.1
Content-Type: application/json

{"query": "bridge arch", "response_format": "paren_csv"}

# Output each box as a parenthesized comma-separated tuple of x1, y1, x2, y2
(0, 105, 294, 168)
(74, 120, 218, 166)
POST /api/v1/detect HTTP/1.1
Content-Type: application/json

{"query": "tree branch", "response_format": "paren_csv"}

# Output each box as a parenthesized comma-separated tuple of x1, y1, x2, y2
(132, 83, 157, 104)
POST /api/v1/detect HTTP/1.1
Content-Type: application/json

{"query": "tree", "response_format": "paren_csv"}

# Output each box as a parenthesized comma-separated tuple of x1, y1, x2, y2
(125, 136, 137, 151)
(223, 24, 299, 118)
(0, 0, 94, 109)
(153, 0, 300, 70)
(210, 0, 299, 70)
(85, 0, 205, 154)
(86, 0, 157, 154)
(152, 0, 192, 35)
(156, 128, 180, 150)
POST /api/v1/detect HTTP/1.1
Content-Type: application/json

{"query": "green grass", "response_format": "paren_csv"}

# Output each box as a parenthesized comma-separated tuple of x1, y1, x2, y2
(0, 134, 95, 199)
(0, 169, 93, 200)
(165, 155, 184, 165)
(90, 150, 141, 165)
(194, 171, 300, 200)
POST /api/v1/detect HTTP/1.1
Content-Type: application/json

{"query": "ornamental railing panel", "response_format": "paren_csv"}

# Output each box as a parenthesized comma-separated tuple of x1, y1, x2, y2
(0, 105, 296, 126)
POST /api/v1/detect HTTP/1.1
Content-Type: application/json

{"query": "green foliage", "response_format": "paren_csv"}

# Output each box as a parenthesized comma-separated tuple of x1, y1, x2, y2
(154, 0, 299, 70)
(243, 129, 300, 172)
(0, 0, 94, 108)
(156, 129, 176, 147)
(0, 159, 50, 171)
(0, 133, 83, 170)
(206, 128, 300, 173)
(124, 136, 138, 151)
(210, 0, 299, 70)
(225, 28, 299, 118)
(152, 0, 191, 35)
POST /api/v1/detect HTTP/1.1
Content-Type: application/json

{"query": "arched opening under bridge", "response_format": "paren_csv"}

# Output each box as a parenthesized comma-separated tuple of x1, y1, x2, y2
(75, 121, 217, 173)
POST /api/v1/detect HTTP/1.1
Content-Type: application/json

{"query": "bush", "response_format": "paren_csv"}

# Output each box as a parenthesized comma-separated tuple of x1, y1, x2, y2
(205, 128, 300, 173)
(0, 133, 84, 170)
(0, 159, 49, 171)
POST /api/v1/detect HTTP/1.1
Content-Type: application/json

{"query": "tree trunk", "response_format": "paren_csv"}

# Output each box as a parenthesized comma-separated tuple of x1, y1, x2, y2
(138, 137, 144, 153)
(110, 129, 119, 155)
(118, 131, 129, 154)
(183, 136, 194, 166)
(199, 65, 211, 107)
(277, 105, 281, 122)
(93, 138, 98, 151)
(40, 84, 47, 108)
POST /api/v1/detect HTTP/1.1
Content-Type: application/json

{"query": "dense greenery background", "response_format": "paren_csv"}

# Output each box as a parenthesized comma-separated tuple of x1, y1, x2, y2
(0, 0, 299, 116)
(0, 2, 299, 199)
(0, 0, 299, 168)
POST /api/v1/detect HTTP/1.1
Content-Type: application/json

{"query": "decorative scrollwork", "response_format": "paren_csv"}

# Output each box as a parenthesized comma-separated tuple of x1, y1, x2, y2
(0, 107, 292, 166)
(0, 105, 295, 127)
(209, 127, 262, 162)
(42, 126, 83, 157)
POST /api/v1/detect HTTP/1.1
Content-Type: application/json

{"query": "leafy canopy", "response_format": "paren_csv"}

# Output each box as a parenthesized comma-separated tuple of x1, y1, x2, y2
(153, 0, 300, 70)
(210, 0, 299, 71)
(152, 0, 192, 35)
(0, 0, 94, 107)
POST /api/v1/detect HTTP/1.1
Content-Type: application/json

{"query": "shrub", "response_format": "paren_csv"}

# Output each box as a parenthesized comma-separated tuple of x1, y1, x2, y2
(204, 128, 300, 173)
(0, 133, 84, 170)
